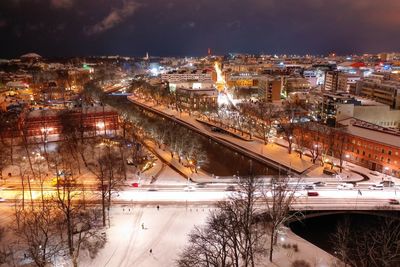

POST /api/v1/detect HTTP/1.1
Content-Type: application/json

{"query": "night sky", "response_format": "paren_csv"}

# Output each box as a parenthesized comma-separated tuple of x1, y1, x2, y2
(0, 0, 399, 58)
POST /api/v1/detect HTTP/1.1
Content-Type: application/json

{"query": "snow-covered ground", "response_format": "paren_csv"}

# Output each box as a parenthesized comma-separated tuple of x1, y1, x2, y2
(78, 205, 337, 267)
(79, 205, 209, 267)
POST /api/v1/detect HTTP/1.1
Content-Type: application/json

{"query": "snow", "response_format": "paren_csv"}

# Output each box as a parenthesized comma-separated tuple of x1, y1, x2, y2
(79, 205, 209, 267)
(77, 205, 337, 267)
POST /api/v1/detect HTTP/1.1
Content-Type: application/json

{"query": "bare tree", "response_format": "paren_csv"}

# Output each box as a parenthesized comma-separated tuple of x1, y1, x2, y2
(331, 215, 400, 267)
(89, 145, 124, 227)
(177, 176, 266, 267)
(262, 175, 301, 262)
(14, 202, 64, 267)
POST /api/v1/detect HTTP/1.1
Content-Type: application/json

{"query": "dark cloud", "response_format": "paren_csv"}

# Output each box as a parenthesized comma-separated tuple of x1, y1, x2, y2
(50, 0, 74, 9)
(85, 0, 141, 35)
(0, 0, 399, 57)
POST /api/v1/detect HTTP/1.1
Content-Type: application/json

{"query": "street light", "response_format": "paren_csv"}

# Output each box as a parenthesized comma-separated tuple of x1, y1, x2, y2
(384, 166, 390, 182)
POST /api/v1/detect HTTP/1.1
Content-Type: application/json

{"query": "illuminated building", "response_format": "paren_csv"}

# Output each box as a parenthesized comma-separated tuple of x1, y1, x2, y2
(19, 106, 119, 139)
(293, 120, 400, 177)
(355, 77, 400, 109)
(258, 76, 282, 102)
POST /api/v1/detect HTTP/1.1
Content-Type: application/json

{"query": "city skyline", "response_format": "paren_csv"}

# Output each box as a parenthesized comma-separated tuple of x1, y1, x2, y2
(1, 0, 400, 58)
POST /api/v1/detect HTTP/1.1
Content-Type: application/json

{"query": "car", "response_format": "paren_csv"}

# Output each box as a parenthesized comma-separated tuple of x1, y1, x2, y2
(388, 199, 399, 205)
(307, 191, 319, 197)
(369, 184, 384, 190)
(131, 182, 139, 188)
(337, 183, 354, 190)
(323, 168, 337, 176)
(148, 188, 158, 192)
(184, 186, 196, 191)
(0, 197, 5, 202)
(304, 184, 316, 190)
(313, 181, 326, 187)
(370, 171, 380, 176)
(225, 185, 236, 192)
(196, 183, 207, 188)
(380, 181, 395, 187)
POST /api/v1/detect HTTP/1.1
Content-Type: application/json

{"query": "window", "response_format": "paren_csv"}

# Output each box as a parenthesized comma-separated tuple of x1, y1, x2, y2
(388, 158, 391, 164)
(368, 154, 371, 158)
(389, 151, 392, 156)
(382, 149, 385, 154)
(362, 151, 366, 156)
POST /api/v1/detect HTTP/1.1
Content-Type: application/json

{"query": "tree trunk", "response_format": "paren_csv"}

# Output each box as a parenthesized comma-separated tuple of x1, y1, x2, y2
(269, 227, 275, 262)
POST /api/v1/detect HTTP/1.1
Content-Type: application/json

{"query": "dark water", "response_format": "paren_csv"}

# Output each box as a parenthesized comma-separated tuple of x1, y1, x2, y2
(290, 213, 400, 264)
(108, 95, 279, 176)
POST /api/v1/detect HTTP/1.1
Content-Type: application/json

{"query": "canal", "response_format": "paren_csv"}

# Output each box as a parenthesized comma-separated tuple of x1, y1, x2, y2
(290, 212, 400, 266)
(107, 95, 280, 177)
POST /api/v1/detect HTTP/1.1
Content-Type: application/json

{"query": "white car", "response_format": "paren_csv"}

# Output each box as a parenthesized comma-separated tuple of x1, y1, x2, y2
(337, 183, 354, 190)
(369, 184, 384, 190)
(0, 197, 5, 202)
(184, 186, 196, 191)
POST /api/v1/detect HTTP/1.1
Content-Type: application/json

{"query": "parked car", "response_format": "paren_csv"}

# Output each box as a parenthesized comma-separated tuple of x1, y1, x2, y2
(323, 168, 337, 176)
(388, 199, 399, 205)
(369, 184, 384, 190)
(337, 183, 354, 190)
(0, 197, 5, 202)
(307, 191, 319, 196)
(131, 182, 139, 188)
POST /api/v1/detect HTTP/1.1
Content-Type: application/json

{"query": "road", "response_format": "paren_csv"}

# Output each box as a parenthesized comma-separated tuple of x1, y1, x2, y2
(1, 183, 400, 211)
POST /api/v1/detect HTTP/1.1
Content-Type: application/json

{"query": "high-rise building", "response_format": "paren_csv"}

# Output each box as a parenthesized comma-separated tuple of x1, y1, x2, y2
(324, 71, 339, 92)
(258, 76, 282, 102)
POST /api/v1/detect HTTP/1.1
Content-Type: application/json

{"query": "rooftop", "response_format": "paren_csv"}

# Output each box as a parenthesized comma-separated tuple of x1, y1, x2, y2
(340, 118, 400, 148)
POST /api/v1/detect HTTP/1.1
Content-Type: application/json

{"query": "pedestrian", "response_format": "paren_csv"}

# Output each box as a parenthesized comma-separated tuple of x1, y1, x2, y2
(141, 223, 144, 229)
(123, 208, 125, 212)
(149, 249, 152, 254)
(157, 205, 159, 211)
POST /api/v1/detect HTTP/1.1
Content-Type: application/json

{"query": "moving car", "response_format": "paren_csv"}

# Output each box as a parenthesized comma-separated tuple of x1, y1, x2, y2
(307, 191, 319, 197)
(388, 199, 399, 205)
(225, 185, 236, 192)
(314, 181, 326, 187)
(304, 184, 316, 190)
(148, 188, 158, 192)
(337, 183, 354, 190)
(368, 184, 384, 190)
(184, 186, 196, 191)
(380, 181, 395, 187)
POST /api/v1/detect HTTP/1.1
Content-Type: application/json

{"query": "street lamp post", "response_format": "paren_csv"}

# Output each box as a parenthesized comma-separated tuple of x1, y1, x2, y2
(345, 154, 350, 169)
